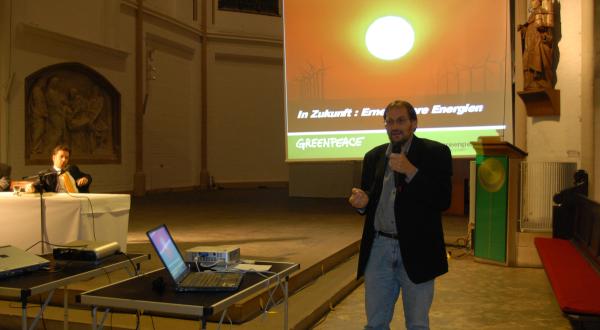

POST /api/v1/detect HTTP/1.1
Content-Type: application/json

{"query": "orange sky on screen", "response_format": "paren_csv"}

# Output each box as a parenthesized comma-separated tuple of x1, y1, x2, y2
(284, 0, 508, 101)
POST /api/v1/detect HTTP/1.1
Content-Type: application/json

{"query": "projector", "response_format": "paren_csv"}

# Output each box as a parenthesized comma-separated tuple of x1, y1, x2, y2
(184, 246, 240, 264)
(53, 240, 121, 261)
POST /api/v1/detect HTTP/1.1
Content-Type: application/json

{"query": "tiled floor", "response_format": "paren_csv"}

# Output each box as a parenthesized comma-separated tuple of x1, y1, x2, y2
(128, 188, 570, 330)
(315, 248, 570, 330)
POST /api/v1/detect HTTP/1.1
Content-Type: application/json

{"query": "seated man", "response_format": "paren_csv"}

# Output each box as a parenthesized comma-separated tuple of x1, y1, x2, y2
(27, 145, 92, 193)
(0, 162, 10, 191)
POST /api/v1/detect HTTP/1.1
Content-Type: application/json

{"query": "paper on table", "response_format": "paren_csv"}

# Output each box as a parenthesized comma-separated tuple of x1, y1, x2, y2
(234, 263, 272, 272)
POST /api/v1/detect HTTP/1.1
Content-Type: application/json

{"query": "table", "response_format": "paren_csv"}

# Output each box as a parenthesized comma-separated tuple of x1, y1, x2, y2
(0, 192, 131, 253)
(79, 261, 299, 330)
(0, 253, 150, 330)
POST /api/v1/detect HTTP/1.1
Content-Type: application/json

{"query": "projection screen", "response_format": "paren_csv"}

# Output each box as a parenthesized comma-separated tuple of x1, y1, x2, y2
(284, 0, 511, 161)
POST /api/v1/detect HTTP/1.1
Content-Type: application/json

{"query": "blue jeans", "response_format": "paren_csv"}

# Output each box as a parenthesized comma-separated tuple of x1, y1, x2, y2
(364, 234, 434, 330)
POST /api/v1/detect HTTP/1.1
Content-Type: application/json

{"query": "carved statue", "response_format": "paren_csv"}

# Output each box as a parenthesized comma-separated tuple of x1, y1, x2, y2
(44, 76, 69, 151)
(25, 62, 121, 165)
(518, 0, 555, 90)
(30, 78, 48, 154)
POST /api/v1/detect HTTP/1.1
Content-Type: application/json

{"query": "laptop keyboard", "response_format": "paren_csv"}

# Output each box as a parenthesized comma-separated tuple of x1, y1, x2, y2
(183, 272, 222, 287)
(182, 272, 243, 289)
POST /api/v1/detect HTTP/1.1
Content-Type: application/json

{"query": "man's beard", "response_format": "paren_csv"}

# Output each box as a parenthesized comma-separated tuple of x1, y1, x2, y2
(388, 131, 410, 145)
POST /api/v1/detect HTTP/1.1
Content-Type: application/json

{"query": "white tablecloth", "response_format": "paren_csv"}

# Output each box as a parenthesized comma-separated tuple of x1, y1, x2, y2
(0, 192, 130, 254)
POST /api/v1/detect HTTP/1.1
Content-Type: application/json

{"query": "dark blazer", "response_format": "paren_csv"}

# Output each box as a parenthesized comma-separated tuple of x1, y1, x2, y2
(36, 165, 92, 193)
(357, 135, 452, 284)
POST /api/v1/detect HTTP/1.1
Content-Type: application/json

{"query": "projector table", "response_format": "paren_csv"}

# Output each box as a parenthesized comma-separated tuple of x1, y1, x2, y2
(0, 253, 149, 330)
(78, 261, 299, 330)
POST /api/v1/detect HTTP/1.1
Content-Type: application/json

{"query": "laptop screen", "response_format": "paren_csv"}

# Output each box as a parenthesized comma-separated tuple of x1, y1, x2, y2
(147, 225, 188, 282)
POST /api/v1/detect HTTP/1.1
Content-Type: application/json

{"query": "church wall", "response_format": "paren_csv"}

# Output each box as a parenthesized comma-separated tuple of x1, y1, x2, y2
(138, 5, 202, 191)
(0, 0, 11, 162)
(0, 0, 288, 192)
(522, 1, 584, 165)
(519, 0, 598, 202)
(1, 0, 135, 192)
(207, 40, 286, 185)
(0, 0, 595, 199)
(593, 1, 600, 202)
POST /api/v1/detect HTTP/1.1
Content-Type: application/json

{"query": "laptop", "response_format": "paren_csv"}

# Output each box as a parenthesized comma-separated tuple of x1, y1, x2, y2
(0, 245, 50, 278)
(146, 224, 243, 292)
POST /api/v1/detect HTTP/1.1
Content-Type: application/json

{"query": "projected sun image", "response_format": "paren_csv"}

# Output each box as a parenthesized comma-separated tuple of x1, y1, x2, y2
(365, 16, 415, 60)
(283, 0, 509, 160)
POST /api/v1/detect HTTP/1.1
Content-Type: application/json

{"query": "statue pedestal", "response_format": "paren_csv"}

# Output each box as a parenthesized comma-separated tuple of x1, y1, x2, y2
(517, 88, 560, 116)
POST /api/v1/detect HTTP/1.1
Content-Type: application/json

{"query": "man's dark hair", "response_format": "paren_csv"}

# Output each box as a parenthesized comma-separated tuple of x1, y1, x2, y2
(384, 100, 417, 121)
(52, 145, 71, 156)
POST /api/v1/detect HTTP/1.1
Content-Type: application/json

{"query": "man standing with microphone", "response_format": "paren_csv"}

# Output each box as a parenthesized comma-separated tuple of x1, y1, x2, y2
(349, 100, 452, 330)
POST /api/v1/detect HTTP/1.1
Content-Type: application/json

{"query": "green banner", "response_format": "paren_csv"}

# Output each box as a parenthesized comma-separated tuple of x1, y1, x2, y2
(474, 155, 508, 263)
(287, 129, 502, 160)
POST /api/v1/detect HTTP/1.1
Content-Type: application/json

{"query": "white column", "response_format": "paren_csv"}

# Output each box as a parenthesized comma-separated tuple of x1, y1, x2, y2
(593, 2, 600, 201)
(581, 0, 595, 196)
(0, 0, 11, 162)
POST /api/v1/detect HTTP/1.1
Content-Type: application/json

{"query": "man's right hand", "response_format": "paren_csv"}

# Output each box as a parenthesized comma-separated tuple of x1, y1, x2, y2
(349, 188, 369, 209)
(76, 177, 88, 186)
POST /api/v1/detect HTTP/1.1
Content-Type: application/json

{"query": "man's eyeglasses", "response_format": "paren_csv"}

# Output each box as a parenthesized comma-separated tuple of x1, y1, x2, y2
(384, 117, 411, 126)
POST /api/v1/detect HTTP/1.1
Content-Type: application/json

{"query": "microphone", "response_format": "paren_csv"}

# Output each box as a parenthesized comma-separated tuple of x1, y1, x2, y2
(62, 165, 71, 174)
(21, 168, 59, 181)
(37, 169, 60, 177)
(391, 141, 406, 191)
